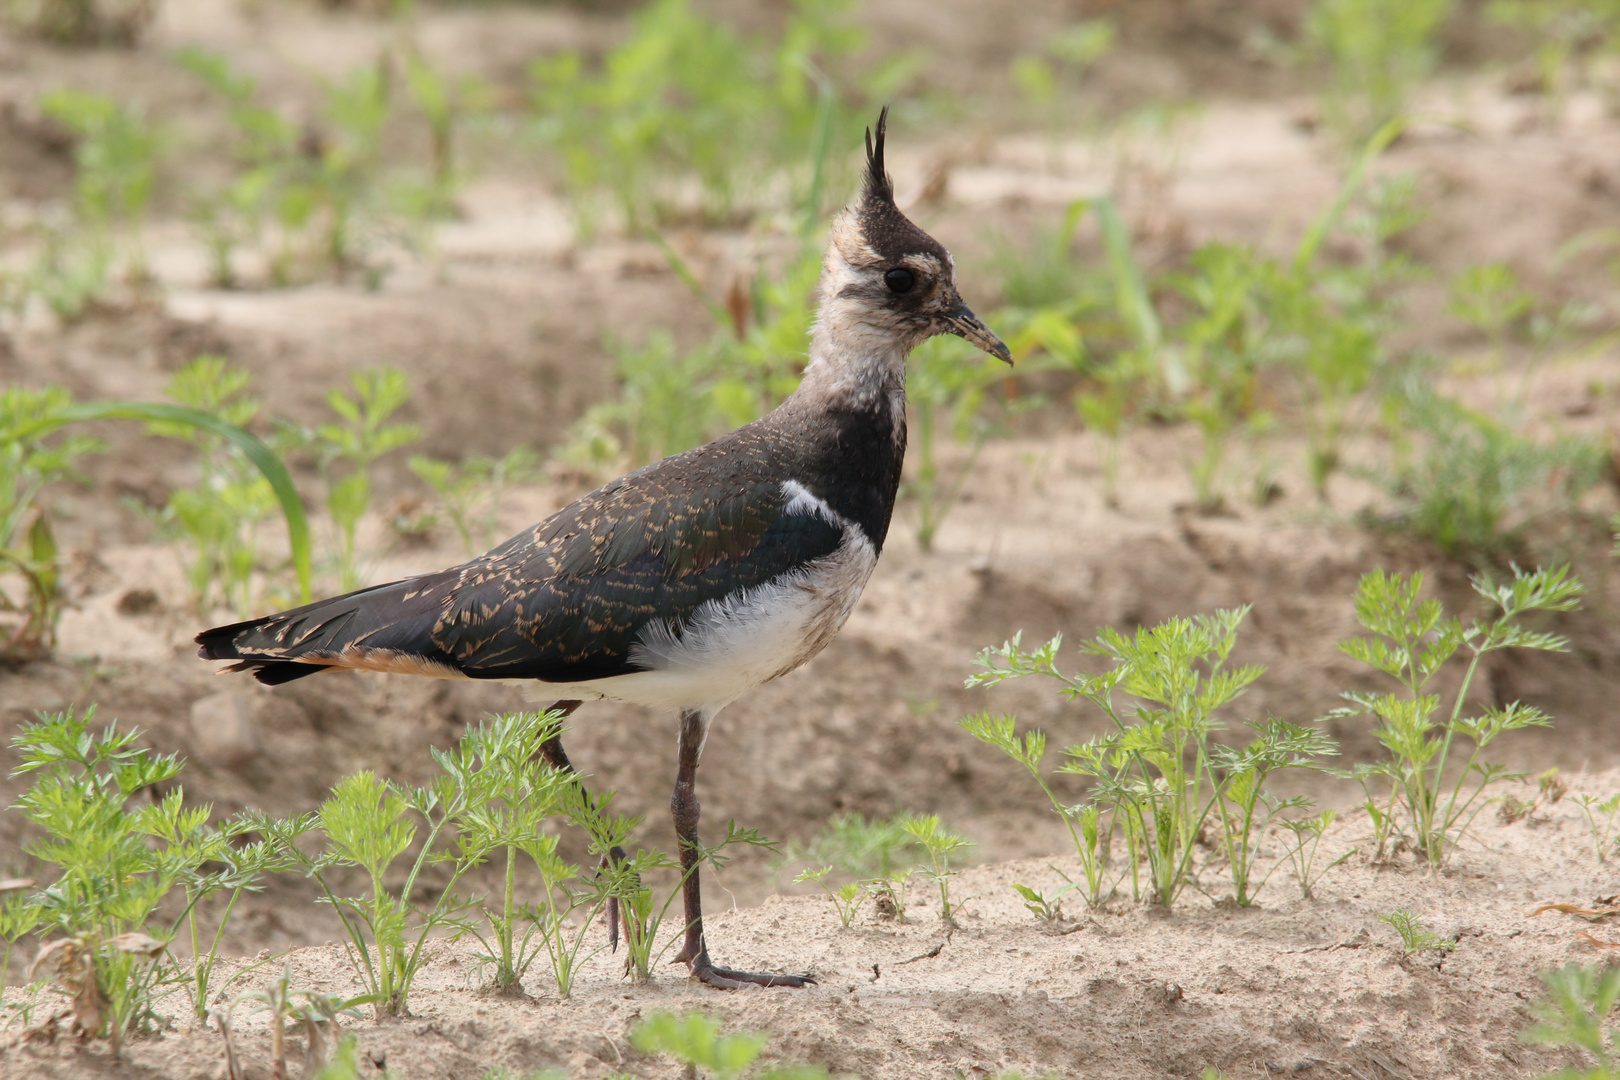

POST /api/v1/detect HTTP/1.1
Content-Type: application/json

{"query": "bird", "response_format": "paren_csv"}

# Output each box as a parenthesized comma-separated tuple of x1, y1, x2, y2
(196, 107, 1012, 990)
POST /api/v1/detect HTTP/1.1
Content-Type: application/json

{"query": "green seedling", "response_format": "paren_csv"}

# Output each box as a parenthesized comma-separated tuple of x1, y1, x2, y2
(992, 199, 1099, 311)
(1274, 140, 1417, 499)
(901, 815, 972, 923)
(146, 356, 288, 616)
(1276, 810, 1357, 900)
(4, 371, 310, 630)
(0, 386, 101, 660)
(1011, 19, 1115, 136)
(142, 796, 287, 1021)
(904, 334, 1011, 550)
(0, 890, 40, 1008)
(1011, 874, 1079, 925)
(408, 447, 541, 556)
(547, 758, 678, 985)
(521, 838, 607, 1000)
(313, 367, 420, 591)
(958, 710, 1117, 908)
(560, 330, 729, 475)
(971, 624, 1338, 909)
(177, 48, 298, 289)
(1334, 565, 1584, 868)
(1489, 1, 1620, 113)
(27, 216, 113, 322)
(260, 711, 566, 1017)
(1379, 909, 1451, 959)
(9, 707, 276, 1048)
(38, 88, 161, 294)
(788, 811, 919, 881)
(528, 0, 898, 233)
(1167, 241, 1270, 513)
(1074, 352, 1151, 510)
(793, 867, 869, 928)
(1378, 382, 1604, 563)
(401, 49, 486, 219)
(1307, 0, 1455, 145)
(3, 383, 312, 648)
(1450, 262, 1533, 362)
(980, 605, 1348, 908)
(1523, 962, 1620, 1077)
(563, 243, 823, 477)
(863, 867, 914, 924)
(448, 715, 577, 995)
(1575, 794, 1620, 864)
(549, 773, 772, 987)
(629, 820, 774, 984)
(183, 48, 445, 287)
(1208, 719, 1337, 906)
(229, 961, 374, 1080)
(307, 62, 392, 279)
(631, 1010, 832, 1080)
(711, 244, 822, 424)
(1002, 196, 1157, 508)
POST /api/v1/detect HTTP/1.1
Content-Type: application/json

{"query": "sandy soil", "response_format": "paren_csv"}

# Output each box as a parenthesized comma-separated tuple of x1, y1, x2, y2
(2, 0, 1620, 1076)
(9, 776, 1620, 1080)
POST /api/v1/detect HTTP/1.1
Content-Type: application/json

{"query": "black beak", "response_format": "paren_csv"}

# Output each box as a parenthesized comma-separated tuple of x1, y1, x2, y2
(944, 301, 1014, 364)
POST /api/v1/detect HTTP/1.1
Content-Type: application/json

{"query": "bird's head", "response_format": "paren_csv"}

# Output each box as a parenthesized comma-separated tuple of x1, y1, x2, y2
(817, 107, 1012, 366)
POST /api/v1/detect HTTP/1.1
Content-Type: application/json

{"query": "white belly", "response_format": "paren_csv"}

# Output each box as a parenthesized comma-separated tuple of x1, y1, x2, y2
(523, 527, 877, 713)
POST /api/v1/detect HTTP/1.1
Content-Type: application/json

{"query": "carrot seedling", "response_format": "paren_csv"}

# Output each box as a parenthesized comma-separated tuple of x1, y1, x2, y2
(631, 1009, 833, 1080)
(793, 867, 870, 929)
(10, 707, 272, 1046)
(1334, 565, 1584, 868)
(0, 386, 102, 660)
(1380, 909, 1451, 960)
(972, 608, 1337, 909)
(902, 815, 973, 923)
(1523, 963, 1620, 1074)
(313, 367, 420, 591)
(1574, 794, 1620, 865)
(262, 711, 565, 1016)
(1011, 874, 1080, 925)
(959, 709, 1118, 908)
(1276, 810, 1357, 900)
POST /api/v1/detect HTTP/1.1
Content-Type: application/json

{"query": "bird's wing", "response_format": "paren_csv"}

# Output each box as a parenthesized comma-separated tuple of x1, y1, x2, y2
(197, 453, 847, 685)
(432, 468, 846, 680)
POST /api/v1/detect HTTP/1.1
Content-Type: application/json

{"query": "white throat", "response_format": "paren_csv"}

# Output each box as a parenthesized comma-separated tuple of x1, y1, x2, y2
(792, 247, 912, 412)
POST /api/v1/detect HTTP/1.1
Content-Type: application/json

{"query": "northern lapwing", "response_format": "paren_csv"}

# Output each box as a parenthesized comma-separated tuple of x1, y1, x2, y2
(196, 108, 1012, 989)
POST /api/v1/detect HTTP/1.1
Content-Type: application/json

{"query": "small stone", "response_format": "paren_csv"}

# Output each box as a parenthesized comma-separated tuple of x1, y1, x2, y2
(116, 588, 160, 616)
(188, 690, 261, 769)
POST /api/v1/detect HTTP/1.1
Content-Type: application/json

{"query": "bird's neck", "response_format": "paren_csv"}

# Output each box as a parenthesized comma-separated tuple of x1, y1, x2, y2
(790, 298, 910, 417)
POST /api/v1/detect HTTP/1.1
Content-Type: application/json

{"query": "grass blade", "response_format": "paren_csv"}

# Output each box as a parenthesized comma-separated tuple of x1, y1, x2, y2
(1090, 195, 1159, 353)
(1293, 115, 1408, 272)
(58, 401, 312, 602)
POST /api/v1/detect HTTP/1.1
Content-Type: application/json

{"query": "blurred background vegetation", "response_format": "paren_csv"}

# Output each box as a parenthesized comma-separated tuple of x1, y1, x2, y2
(2, 0, 1619, 654)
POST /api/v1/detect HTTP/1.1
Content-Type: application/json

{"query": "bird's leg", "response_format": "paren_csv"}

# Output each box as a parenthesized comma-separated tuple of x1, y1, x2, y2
(669, 708, 814, 990)
(536, 699, 633, 952)
(536, 700, 583, 772)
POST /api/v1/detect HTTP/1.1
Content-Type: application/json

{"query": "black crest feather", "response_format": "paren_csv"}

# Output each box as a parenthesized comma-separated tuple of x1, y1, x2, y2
(863, 106, 893, 203)
(852, 105, 949, 265)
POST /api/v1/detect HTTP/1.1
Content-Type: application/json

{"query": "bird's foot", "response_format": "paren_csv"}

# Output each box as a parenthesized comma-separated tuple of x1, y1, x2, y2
(674, 942, 814, 989)
(692, 962, 816, 990)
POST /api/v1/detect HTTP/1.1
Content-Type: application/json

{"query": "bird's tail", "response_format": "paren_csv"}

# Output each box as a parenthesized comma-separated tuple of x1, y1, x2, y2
(196, 572, 462, 685)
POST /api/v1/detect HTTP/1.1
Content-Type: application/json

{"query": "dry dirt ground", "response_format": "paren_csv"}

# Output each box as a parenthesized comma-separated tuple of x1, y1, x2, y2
(3, 0, 1620, 1077)
(13, 776, 1620, 1080)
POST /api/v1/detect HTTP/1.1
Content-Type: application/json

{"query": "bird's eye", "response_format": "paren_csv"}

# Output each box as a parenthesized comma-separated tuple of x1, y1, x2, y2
(884, 268, 915, 294)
